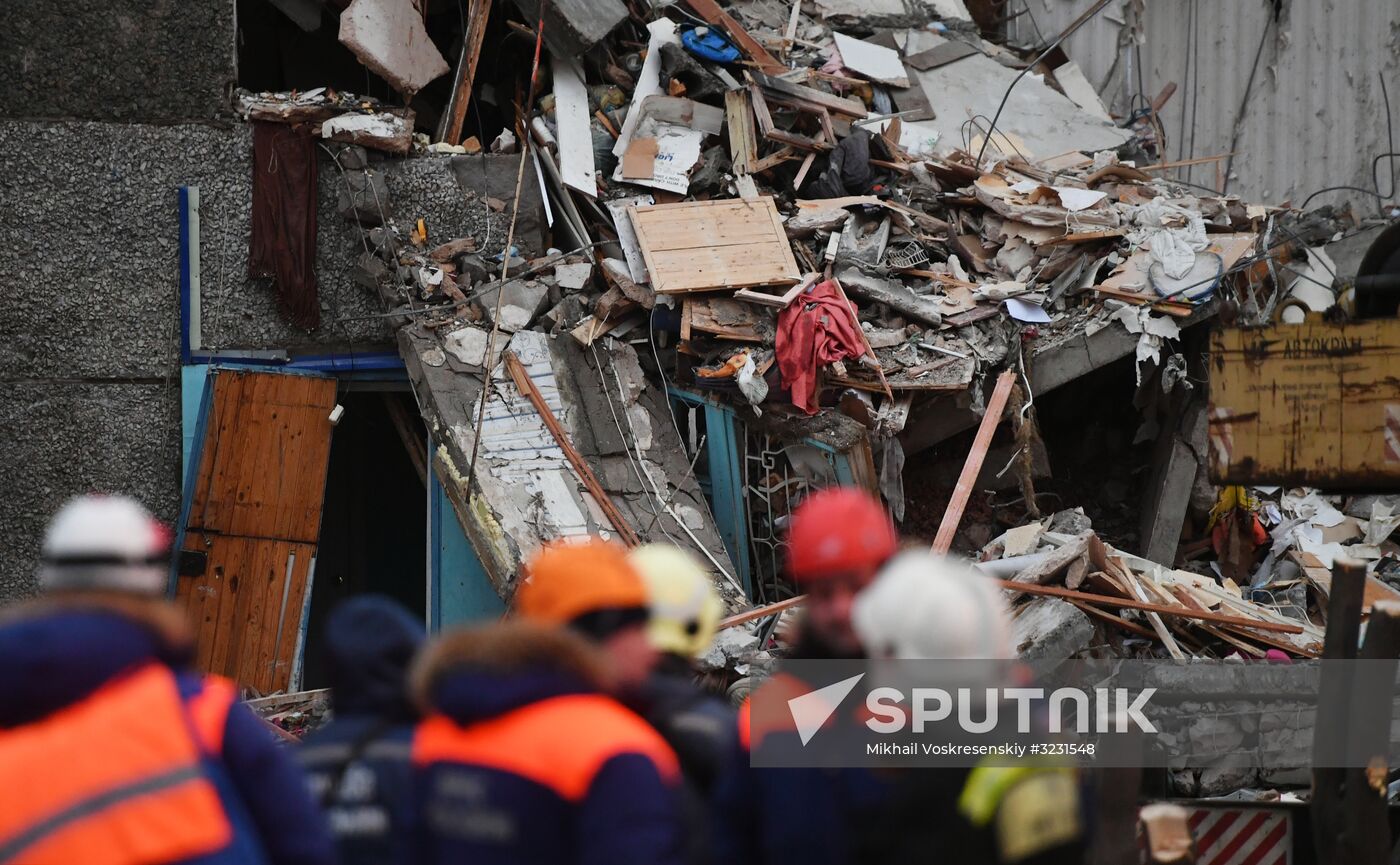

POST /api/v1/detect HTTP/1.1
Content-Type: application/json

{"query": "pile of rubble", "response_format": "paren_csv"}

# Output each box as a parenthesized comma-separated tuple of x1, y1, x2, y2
(231, 0, 1391, 623)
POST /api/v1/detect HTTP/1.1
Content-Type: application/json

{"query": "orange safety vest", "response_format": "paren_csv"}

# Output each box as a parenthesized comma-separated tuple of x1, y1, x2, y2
(0, 662, 238, 865)
(413, 693, 680, 800)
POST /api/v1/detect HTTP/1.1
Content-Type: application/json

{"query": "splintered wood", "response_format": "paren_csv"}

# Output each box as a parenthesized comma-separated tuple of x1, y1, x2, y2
(627, 197, 801, 294)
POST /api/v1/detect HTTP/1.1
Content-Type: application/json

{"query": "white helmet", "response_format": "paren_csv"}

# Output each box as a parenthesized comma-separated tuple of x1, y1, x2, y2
(39, 495, 171, 595)
(628, 544, 723, 659)
(852, 550, 1016, 661)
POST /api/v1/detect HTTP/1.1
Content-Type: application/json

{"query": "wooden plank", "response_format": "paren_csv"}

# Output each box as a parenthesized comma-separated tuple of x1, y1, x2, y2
(1039, 229, 1127, 246)
(726, 90, 757, 175)
(793, 151, 817, 190)
(1070, 600, 1159, 640)
(551, 56, 598, 196)
(719, 594, 806, 628)
(503, 350, 640, 546)
(441, 0, 491, 144)
(1115, 562, 1186, 659)
(629, 198, 801, 293)
(1209, 318, 1400, 488)
(734, 273, 818, 308)
(991, 580, 1307, 633)
(752, 70, 868, 117)
(682, 0, 786, 72)
(931, 370, 1017, 554)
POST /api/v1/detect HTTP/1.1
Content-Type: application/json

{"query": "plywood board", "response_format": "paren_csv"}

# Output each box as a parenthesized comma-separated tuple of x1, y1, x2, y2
(551, 56, 598, 197)
(628, 197, 801, 293)
(1209, 318, 1400, 488)
(178, 369, 336, 693)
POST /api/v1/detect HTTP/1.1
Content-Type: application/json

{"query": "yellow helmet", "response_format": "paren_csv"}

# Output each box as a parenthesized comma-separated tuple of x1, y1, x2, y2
(628, 544, 724, 658)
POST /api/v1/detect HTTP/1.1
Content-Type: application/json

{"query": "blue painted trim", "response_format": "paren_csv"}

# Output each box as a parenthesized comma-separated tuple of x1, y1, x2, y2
(178, 187, 193, 365)
(169, 367, 215, 597)
(704, 402, 752, 598)
(664, 387, 752, 599)
(428, 430, 443, 633)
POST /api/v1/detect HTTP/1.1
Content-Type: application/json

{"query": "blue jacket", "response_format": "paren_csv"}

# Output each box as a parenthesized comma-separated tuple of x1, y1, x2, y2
(711, 669, 893, 865)
(0, 601, 337, 865)
(299, 596, 423, 865)
(406, 622, 684, 865)
(627, 656, 740, 865)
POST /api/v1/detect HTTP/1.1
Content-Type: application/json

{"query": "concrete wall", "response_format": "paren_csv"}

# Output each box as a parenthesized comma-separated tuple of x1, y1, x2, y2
(0, 112, 535, 599)
(0, 0, 236, 122)
(1018, 0, 1400, 208)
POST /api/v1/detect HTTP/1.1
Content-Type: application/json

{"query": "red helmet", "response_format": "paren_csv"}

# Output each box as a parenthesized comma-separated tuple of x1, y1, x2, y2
(786, 487, 897, 582)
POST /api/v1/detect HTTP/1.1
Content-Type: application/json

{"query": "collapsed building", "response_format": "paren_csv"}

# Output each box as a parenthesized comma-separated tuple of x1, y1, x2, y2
(2, 0, 1399, 784)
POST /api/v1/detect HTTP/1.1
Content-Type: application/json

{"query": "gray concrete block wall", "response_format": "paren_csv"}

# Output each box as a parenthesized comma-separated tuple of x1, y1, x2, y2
(0, 115, 541, 601)
(0, 0, 236, 122)
(0, 383, 182, 599)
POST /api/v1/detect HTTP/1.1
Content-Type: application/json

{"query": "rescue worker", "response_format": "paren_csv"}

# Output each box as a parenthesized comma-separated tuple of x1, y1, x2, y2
(299, 595, 424, 865)
(0, 494, 336, 865)
(627, 544, 739, 865)
(403, 538, 684, 865)
(850, 550, 1086, 865)
(782, 486, 900, 658)
(712, 486, 900, 865)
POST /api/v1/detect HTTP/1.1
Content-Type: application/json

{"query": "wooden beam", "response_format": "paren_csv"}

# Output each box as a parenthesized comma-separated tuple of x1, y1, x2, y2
(720, 594, 806, 628)
(1139, 152, 1234, 172)
(441, 0, 492, 145)
(725, 89, 758, 175)
(989, 579, 1307, 633)
(931, 370, 1017, 554)
(1069, 600, 1158, 640)
(382, 393, 428, 487)
(503, 350, 640, 547)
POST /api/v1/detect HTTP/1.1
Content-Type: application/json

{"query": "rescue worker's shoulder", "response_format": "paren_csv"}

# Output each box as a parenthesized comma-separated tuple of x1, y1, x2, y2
(415, 694, 679, 799)
(959, 762, 1082, 864)
(176, 673, 238, 754)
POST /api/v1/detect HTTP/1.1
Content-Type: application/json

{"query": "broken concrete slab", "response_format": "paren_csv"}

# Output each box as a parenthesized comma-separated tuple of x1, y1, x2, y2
(339, 0, 450, 98)
(478, 279, 550, 333)
(399, 322, 740, 607)
(836, 266, 944, 326)
(554, 262, 594, 291)
(1013, 597, 1092, 665)
(901, 31, 1131, 161)
(510, 0, 628, 62)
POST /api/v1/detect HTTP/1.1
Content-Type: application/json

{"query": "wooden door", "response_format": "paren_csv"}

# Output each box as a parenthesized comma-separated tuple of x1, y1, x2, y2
(174, 368, 337, 694)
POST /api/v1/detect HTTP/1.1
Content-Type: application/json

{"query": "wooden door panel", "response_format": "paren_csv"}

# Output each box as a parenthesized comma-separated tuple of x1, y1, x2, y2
(177, 369, 335, 693)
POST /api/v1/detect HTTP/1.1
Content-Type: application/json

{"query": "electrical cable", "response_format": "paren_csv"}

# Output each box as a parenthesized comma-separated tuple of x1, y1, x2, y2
(1221, 10, 1274, 195)
(1299, 76, 1396, 211)
(975, 0, 1115, 166)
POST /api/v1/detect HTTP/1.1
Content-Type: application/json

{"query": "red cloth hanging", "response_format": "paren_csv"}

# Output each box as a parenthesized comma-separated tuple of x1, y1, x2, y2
(776, 279, 866, 415)
(250, 121, 320, 330)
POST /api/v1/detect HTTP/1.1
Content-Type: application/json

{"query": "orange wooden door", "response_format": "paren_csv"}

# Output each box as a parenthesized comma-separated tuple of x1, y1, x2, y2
(174, 369, 337, 694)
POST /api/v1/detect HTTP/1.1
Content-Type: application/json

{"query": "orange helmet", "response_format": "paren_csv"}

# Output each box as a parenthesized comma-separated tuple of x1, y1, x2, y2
(786, 487, 897, 582)
(514, 537, 650, 627)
